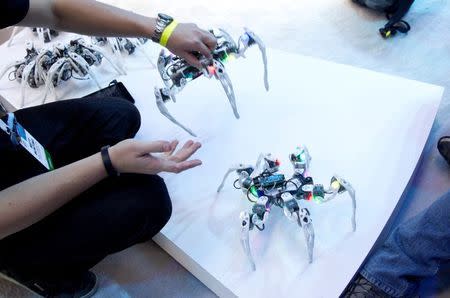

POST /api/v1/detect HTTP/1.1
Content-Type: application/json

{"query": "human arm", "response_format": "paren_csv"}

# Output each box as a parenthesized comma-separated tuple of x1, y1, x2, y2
(18, 0, 217, 67)
(0, 139, 201, 240)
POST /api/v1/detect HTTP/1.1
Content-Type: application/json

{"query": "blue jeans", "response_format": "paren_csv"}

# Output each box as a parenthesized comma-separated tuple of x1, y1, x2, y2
(361, 193, 450, 297)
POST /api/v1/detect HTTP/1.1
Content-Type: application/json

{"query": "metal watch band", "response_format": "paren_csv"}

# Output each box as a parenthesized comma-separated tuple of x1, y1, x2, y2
(152, 13, 174, 43)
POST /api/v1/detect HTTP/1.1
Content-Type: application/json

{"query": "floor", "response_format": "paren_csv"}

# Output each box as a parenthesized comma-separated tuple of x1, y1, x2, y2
(1, 0, 449, 297)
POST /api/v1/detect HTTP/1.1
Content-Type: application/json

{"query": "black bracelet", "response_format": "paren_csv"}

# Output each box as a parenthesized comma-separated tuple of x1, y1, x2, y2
(101, 145, 120, 177)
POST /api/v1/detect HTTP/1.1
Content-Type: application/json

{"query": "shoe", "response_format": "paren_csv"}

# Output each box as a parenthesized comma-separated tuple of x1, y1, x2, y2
(0, 269, 98, 298)
(437, 136, 450, 166)
(342, 274, 391, 298)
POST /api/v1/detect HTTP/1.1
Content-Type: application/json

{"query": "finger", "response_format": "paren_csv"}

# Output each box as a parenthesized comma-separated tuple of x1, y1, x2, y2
(164, 140, 179, 157)
(171, 139, 179, 149)
(171, 141, 201, 162)
(176, 142, 201, 162)
(165, 159, 203, 173)
(182, 52, 203, 69)
(181, 140, 194, 150)
(170, 140, 195, 161)
(134, 140, 172, 154)
(201, 31, 217, 51)
(195, 41, 213, 60)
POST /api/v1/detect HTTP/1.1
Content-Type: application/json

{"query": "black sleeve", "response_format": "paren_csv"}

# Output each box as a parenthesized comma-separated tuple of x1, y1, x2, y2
(0, 0, 30, 29)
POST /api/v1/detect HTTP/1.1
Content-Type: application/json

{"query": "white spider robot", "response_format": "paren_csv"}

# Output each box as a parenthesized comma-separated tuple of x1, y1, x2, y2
(92, 37, 155, 73)
(7, 27, 59, 47)
(154, 28, 269, 137)
(217, 146, 356, 271)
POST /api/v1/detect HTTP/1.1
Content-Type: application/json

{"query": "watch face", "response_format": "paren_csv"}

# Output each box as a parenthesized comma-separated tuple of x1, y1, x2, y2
(158, 13, 173, 23)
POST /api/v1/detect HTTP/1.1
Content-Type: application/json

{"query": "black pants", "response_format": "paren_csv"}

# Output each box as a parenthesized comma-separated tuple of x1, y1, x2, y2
(0, 97, 172, 279)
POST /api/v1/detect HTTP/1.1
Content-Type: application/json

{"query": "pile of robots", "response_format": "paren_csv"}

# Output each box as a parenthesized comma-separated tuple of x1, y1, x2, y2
(1, 28, 150, 107)
(92, 36, 155, 69)
(31, 27, 59, 44)
(7, 27, 59, 47)
(1, 38, 123, 107)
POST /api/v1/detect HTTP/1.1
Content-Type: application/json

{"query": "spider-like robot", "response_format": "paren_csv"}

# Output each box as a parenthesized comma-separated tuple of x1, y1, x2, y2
(154, 28, 269, 137)
(0, 38, 124, 107)
(93, 37, 149, 55)
(32, 27, 59, 43)
(216, 146, 356, 271)
(92, 37, 155, 73)
(7, 27, 59, 47)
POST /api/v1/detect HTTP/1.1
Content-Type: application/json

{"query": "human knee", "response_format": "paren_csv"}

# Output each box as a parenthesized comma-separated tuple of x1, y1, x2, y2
(124, 175, 172, 236)
(145, 175, 172, 230)
(93, 97, 141, 140)
(110, 98, 141, 137)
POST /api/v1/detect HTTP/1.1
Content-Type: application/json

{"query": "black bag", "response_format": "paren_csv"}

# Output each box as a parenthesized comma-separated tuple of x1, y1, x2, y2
(83, 80, 135, 103)
(353, 0, 415, 38)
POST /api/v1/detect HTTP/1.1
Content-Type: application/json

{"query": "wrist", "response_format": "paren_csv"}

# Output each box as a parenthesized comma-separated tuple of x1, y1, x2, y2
(140, 17, 158, 40)
(160, 21, 179, 47)
(92, 152, 109, 179)
(101, 145, 120, 177)
(151, 13, 175, 45)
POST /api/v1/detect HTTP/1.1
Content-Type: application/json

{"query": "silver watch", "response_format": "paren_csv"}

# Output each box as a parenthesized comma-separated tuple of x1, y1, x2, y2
(152, 13, 174, 43)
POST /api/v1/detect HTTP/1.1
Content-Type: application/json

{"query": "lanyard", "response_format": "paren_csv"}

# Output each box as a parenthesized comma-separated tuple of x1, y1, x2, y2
(0, 113, 21, 146)
(0, 113, 18, 142)
(7, 113, 20, 146)
(0, 118, 7, 134)
(0, 113, 54, 171)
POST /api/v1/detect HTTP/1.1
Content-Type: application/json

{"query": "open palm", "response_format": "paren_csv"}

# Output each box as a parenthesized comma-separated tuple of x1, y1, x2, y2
(110, 139, 202, 175)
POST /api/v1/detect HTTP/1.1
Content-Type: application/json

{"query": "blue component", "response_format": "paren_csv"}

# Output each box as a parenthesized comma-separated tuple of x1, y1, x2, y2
(259, 174, 285, 188)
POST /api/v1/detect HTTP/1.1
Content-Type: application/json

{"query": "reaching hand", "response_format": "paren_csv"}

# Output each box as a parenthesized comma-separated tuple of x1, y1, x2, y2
(109, 139, 202, 175)
(165, 22, 217, 69)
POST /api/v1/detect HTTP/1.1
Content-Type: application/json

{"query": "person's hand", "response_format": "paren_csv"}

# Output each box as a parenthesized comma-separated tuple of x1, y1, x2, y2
(108, 139, 202, 175)
(165, 23, 217, 69)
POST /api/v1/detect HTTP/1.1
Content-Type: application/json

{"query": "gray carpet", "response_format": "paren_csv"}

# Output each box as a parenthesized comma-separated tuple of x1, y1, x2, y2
(1, 0, 450, 296)
(0, 242, 216, 298)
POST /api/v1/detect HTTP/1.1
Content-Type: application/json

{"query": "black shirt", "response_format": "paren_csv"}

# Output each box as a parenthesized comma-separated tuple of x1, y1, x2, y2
(0, 0, 30, 29)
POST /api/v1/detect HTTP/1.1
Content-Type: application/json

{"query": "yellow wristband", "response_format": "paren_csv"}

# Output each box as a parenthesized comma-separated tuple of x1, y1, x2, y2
(160, 21, 179, 47)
